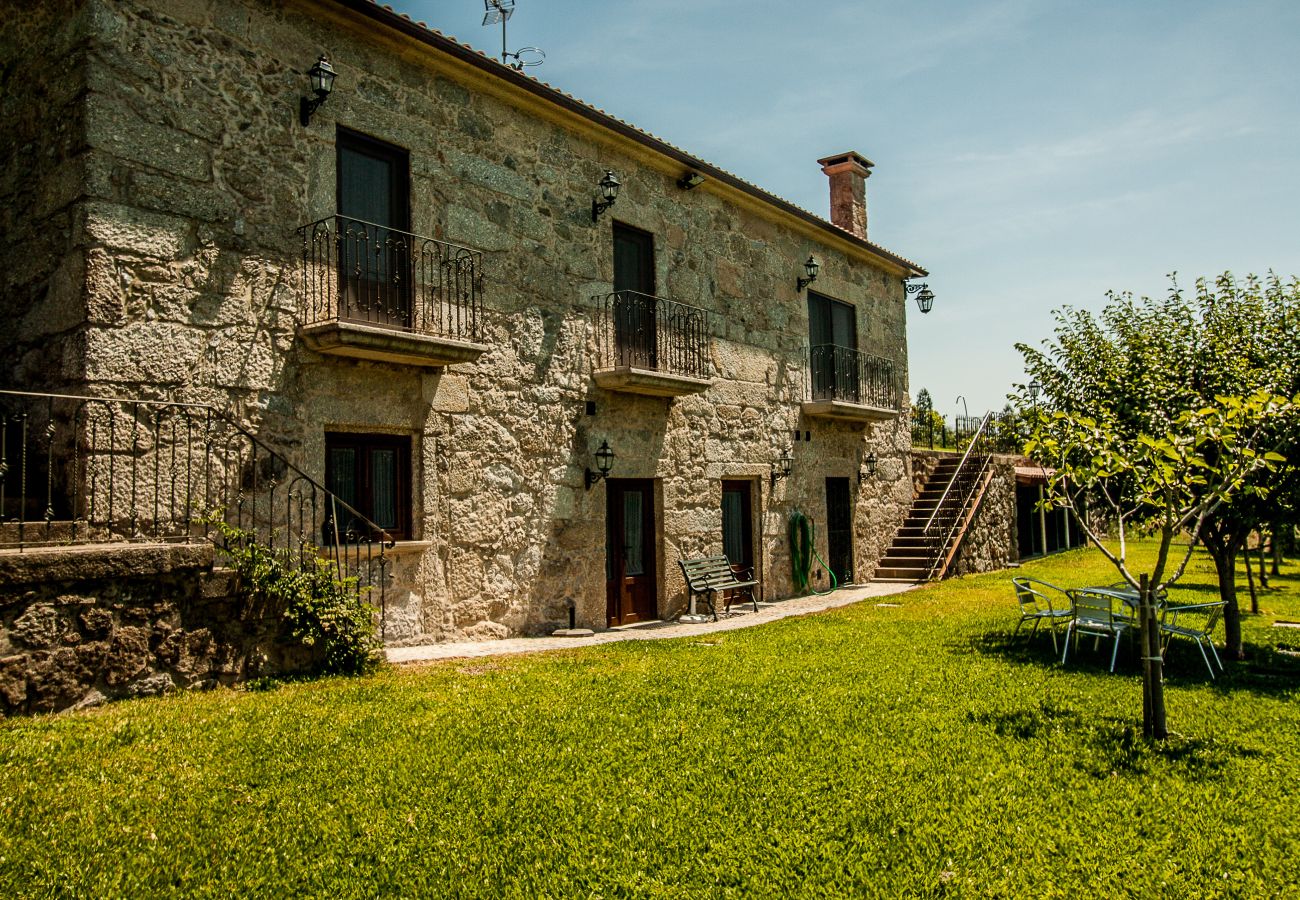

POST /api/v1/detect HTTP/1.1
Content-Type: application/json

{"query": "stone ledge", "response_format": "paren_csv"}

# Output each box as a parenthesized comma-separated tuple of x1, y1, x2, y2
(299, 320, 488, 368)
(0, 542, 214, 587)
(593, 366, 712, 398)
(800, 399, 897, 422)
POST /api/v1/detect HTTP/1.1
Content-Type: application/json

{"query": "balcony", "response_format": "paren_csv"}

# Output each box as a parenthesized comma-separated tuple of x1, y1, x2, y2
(592, 291, 714, 397)
(297, 215, 488, 368)
(801, 344, 899, 421)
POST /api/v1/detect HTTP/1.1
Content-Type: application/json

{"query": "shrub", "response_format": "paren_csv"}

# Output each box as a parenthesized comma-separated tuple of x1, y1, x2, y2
(212, 521, 381, 677)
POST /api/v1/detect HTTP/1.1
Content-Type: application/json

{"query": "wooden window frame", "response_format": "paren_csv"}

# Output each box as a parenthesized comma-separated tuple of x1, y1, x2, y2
(324, 431, 412, 541)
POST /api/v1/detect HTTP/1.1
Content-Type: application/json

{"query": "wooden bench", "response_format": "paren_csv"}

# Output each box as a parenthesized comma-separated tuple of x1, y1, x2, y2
(678, 555, 759, 621)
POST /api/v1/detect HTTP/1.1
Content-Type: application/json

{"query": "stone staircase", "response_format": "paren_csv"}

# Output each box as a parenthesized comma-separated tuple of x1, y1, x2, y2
(873, 455, 993, 583)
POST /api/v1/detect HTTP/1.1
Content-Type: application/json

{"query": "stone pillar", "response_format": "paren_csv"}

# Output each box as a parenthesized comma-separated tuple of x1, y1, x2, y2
(817, 151, 874, 239)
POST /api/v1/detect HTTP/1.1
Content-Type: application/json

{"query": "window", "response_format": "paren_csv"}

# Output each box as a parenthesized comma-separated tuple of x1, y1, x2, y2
(336, 127, 411, 327)
(612, 223, 656, 368)
(807, 290, 860, 401)
(325, 432, 411, 540)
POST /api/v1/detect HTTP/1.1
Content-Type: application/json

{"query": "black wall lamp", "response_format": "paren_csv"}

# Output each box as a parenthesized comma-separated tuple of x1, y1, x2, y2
(591, 170, 621, 222)
(797, 256, 820, 292)
(299, 55, 337, 126)
(770, 448, 793, 488)
(585, 439, 616, 489)
(677, 171, 705, 190)
(906, 281, 935, 314)
(858, 451, 878, 484)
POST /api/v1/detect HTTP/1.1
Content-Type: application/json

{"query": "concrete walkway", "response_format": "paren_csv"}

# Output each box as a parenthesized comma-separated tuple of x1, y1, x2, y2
(387, 581, 917, 665)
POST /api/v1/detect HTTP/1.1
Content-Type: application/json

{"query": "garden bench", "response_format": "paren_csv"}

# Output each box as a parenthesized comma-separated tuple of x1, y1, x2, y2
(678, 555, 759, 622)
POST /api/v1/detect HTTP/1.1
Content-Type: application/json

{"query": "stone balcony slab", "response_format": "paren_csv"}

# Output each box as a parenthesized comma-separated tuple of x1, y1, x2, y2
(800, 399, 897, 422)
(593, 366, 712, 398)
(299, 320, 488, 368)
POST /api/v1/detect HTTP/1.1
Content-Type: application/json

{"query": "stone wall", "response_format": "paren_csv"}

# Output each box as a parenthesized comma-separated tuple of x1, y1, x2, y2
(8, 0, 920, 642)
(0, 0, 90, 391)
(0, 543, 304, 715)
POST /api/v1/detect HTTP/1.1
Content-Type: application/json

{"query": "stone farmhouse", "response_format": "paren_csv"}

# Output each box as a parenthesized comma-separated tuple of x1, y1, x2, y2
(2, 0, 938, 661)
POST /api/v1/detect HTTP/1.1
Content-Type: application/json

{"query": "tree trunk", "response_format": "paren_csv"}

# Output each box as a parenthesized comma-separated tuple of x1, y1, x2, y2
(1273, 525, 1283, 576)
(1203, 528, 1245, 659)
(1140, 574, 1167, 740)
(1244, 540, 1258, 614)
(1258, 535, 1269, 589)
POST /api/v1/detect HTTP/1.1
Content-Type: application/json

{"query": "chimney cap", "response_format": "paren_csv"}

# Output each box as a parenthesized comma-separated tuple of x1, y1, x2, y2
(817, 151, 874, 176)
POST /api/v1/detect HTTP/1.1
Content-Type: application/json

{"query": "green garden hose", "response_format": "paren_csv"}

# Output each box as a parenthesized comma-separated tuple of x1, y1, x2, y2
(789, 510, 837, 596)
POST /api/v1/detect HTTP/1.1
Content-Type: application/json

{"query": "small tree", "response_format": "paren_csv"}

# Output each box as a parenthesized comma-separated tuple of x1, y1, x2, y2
(1027, 391, 1288, 738)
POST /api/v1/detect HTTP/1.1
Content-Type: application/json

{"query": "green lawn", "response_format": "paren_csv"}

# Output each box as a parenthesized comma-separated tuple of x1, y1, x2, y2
(2, 543, 1298, 898)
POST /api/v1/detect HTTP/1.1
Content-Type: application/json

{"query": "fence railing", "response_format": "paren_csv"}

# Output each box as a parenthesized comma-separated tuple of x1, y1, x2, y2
(911, 408, 1025, 453)
(593, 290, 713, 380)
(806, 344, 898, 410)
(0, 390, 393, 632)
(298, 214, 485, 343)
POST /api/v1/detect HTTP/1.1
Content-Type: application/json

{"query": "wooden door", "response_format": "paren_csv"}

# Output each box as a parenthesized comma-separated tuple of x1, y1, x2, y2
(336, 128, 411, 327)
(606, 479, 657, 625)
(721, 479, 754, 573)
(825, 477, 854, 586)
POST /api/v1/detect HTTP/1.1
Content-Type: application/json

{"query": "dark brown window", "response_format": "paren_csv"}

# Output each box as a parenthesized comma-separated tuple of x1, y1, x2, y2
(325, 432, 411, 541)
(612, 223, 657, 368)
(336, 127, 412, 328)
(808, 291, 860, 401)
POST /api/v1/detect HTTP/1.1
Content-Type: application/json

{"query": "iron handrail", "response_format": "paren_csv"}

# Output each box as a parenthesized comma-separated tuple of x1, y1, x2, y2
(922, 409, 994, 536)
(593, 289, 713, 379)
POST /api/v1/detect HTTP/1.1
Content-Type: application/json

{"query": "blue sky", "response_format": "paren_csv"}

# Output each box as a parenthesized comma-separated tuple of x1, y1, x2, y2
(387, 0, 1300, 417)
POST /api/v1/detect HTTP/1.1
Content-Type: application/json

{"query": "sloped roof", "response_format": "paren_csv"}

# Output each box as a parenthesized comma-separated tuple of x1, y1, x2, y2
(326, 0, 928, 277)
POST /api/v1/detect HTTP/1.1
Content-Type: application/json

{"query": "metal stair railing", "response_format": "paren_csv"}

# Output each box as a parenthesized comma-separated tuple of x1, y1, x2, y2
(0, 389, 395, 635)
(921, 410, 995, 581)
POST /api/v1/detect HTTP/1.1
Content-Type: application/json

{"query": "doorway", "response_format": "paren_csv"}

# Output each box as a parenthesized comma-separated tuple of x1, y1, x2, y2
(606, 479, 657, 626)
(722, 479, 755, 572)
(825, 477, 854, 585)
(612, 223, 656, 369)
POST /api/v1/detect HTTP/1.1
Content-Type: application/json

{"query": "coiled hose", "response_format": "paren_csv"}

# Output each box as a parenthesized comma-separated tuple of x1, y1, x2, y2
(789, 510, 837, 596)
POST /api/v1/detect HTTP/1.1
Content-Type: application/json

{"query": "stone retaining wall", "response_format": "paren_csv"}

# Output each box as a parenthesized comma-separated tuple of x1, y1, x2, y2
(0, 543, 302, 715)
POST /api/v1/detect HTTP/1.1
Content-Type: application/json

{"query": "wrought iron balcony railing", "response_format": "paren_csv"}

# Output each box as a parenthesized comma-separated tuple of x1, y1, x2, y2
(0, 390, 394, 634)
(806, 344, 899, 410)
(594, 290, 713, 380)
(298, 215, 484, 342)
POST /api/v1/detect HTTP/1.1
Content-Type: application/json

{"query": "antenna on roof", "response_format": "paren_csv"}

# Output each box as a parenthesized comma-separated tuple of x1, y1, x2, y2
(481, 0, 545, 71)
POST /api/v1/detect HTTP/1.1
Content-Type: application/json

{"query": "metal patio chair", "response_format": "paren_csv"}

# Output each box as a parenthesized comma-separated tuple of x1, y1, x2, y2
(1011, 576, 1074, 653)
(1160, 601, 1226, 679)
(1063, 588, 1130, 673)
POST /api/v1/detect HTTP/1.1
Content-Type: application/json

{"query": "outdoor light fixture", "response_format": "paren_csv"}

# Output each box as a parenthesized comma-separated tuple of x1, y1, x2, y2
(1028, 379, 1042, 403)
(677, 171, 706, 190)
(585, 439, 616, 489)
(770, 448, 793, 487)
(860, 451, 878, 483)
(797, 255, 820, 292)
(906, 282, 935, 314)
(299, 55, 337, 126)
(591, 170, 621, 222)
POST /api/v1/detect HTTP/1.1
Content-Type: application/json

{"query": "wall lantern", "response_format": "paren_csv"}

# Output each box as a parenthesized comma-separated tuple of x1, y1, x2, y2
(859, 451, 878, 484)
(906, 282, 935, 314)
(299, 55, 337, 126)
(770, 448, 793, 487)
(797, 255, 820, 293)
(677, 171, 706, 190)
(591, 170, 621, 222)
(585, 439, 616, 489)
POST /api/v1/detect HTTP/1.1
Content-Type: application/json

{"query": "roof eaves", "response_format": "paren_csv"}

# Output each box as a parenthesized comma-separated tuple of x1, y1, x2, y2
(325, 0, 928, 278)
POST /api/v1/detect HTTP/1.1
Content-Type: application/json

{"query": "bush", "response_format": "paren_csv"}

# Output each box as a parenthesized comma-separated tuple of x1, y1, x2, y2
(212, 521, 381, 677)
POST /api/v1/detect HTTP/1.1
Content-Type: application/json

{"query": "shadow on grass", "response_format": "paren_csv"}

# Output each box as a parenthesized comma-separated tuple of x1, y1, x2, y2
(960, 630, 1300, 699)
(966, 700, 1264, 779)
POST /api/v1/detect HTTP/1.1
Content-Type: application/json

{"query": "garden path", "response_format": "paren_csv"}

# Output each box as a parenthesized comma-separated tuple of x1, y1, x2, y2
(387, 581, 916, 664)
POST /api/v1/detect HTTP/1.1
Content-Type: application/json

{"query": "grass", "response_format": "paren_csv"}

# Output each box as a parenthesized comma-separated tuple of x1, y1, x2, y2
(1, 543, 1298, 897)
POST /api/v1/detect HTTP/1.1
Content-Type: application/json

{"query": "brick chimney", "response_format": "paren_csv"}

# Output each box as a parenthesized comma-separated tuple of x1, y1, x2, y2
(817, 151, 874, 239)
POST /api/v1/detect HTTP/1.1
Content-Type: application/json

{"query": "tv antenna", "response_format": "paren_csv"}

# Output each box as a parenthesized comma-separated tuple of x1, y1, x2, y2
(481, 0, 546, 71)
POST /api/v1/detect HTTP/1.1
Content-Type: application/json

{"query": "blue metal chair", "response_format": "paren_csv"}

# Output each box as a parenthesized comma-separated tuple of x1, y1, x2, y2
(1063, 588, 1130, 672)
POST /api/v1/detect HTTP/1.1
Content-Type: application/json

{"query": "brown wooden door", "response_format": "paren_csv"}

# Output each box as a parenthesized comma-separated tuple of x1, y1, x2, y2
(336, 127, 411, 328)
(721, 480, 754, 571)
(606, 479, 657, 625)
(825, 476, 854, 585)
(612, 223, 656, 369)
